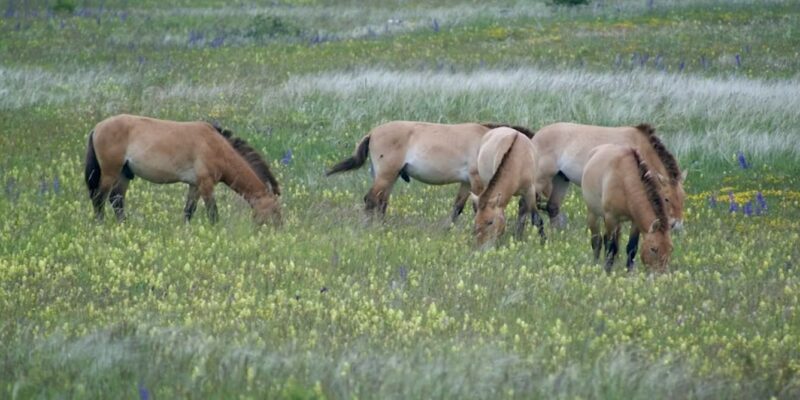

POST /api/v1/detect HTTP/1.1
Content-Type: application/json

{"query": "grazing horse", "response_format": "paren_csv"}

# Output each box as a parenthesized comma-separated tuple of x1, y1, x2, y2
(326, 121, 533, 222)
(532, 122, 686, 231)
(84, 114, 281, 225)
(473, 127, 545, 248)
(581, 144, 673, 273)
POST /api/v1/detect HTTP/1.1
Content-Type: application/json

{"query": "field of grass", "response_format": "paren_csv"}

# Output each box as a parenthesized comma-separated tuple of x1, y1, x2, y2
(2, 0, 800, 398)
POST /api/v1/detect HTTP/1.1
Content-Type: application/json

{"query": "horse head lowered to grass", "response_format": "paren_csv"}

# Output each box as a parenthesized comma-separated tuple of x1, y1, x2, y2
(84, 114, 281, 225)
(473, 127, 545, 248)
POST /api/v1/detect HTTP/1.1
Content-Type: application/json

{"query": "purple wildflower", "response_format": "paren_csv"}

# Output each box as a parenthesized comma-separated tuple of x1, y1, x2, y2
(737, 152, 749, 169)
(53, 176, 60, 193)
(432, 18, 439, 33)
(708, 195, 717, 208)
(138, 384, 150, 400)
(398, 266, 408, 281)
(743, 201, 753, 217)
(756, 191, 767, 211)
(735, 54, 741, 67)
(679, 60, 685, 72)
(728, 191, 738, 213)
(210, 35, 224, 48)
(281, 149, 292, 166)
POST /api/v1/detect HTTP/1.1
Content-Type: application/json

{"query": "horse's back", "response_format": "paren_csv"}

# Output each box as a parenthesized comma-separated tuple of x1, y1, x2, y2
(370, 121, 488, 185)
(535, 122, 642, 184)
(93, 114, 223, 184)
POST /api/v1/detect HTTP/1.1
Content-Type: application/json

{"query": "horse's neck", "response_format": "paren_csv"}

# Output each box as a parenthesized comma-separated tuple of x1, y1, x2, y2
(624, 172, 658, 233)
(220, 156, 268, 202)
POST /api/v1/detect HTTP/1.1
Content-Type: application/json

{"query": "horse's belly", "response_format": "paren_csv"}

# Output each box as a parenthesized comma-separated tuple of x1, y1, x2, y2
(127, 159, 195, 184)
(405, 159, 467, 185)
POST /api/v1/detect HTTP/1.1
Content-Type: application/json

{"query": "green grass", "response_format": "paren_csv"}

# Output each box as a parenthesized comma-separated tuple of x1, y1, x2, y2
(2, 0, 800, 398)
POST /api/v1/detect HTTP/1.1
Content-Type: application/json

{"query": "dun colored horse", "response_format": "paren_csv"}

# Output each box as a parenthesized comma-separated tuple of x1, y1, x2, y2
(326, 121, 533, 221)
(581, 144, 673, 273)
(532, 122, 686, 231)
(84, 114, 281, 225)
(473, 127, 545, 247)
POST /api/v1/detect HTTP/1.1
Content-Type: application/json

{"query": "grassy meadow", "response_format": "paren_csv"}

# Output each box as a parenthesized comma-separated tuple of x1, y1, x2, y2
(2, 0, 800, 398)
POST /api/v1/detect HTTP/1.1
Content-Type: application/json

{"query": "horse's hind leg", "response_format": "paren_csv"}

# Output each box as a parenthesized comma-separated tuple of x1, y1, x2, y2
(364, 175, 396, 219)
(625, 227, 641, 272)
(93, 173, 119, 221)
(109, 178, 130, 222)
(546, 173, 570, 228)
(184, 185, 199, 222)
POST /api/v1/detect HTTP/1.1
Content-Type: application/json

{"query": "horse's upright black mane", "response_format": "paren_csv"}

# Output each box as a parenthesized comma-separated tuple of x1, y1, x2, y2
(211, 122, 281, 195)
(635, 124, 681, 184)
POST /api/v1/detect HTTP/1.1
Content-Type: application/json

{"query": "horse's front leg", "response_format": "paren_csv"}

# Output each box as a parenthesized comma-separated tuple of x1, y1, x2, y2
(625, 227, 641, 272)
(525, 186, 546, 244)
(587, 210, 601, 261)
(184, 184, 199, 222)
(199, 181, 218, 224)
(449, 182, 471, 223)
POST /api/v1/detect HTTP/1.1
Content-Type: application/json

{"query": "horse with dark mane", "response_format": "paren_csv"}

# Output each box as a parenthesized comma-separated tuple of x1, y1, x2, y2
(532, 122, 686, 231)
(581, 144, 673, 273)
(326, 120, 534, 222)
(84, 114, 281, 225)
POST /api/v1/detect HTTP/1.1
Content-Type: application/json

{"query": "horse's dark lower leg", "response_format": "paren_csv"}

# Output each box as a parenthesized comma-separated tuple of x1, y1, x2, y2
(515, 198, 530, 239)
(532, 210, 546, 243)
(91, 189, 107, 221)
(184, 185, 199, 222)
(199, 181, 218, 224)
(591, 234, 602, 261)
(206, 198, 218, 224)
(546, 173, 570, 227)
(364, 178, 394, 219)
(109, 179, 129, 222)
(604, 231, 620, 273)
(109, 192, 125, 221)
(450, 184, 470, 223)
(625, 229, 641, 272)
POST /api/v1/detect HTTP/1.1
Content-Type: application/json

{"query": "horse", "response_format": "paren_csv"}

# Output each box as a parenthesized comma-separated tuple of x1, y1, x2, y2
(581, 144, 673, 273)
(325, 121, 533, 222)
(531, 122, 686, 231)
(84, 114, 281, 225)
(473, 127, 545, 248)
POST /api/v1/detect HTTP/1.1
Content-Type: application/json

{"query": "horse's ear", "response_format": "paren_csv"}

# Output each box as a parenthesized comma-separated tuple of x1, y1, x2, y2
(491, 192, 503, 207)
(646, 171, 668, 186)
(469, 192, 480, 206)
(648, 218, 663, 233)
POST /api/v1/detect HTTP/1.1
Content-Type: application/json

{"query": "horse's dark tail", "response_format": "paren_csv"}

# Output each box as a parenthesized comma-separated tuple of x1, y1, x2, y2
(326, 135, 370, 176)
(85, 130, 101, 200)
